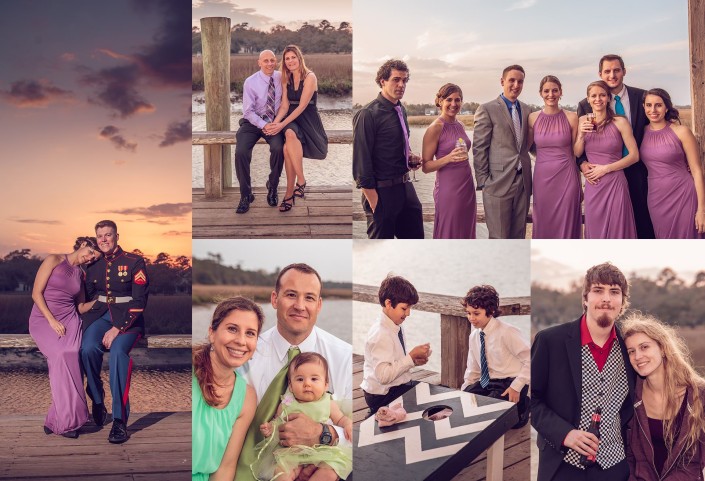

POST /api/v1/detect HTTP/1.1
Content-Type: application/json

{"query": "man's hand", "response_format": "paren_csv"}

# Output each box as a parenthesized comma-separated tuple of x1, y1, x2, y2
(278, 412, 323, 447)
(102, 326, 121, 349)
(563, 429, 599, 457)
(409, 152, 422, 170)
(295, 464, 317, 481)
(262, 122, 283, 136)
(501, 386, 520, 403)
(580, 162, 599, 185)
(362, 188, 379, 213)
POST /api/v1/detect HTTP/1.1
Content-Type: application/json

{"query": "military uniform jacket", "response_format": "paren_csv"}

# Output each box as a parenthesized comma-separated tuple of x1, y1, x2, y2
(81, 246, 149, 334)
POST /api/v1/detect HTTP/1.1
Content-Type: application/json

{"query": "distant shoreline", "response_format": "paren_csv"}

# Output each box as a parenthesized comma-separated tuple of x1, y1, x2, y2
(192, 284, 352, 305)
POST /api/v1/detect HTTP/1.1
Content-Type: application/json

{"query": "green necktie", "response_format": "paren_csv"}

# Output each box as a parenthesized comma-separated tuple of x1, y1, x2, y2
(236, 346, 300, 481)
(614, 95, 629, 157)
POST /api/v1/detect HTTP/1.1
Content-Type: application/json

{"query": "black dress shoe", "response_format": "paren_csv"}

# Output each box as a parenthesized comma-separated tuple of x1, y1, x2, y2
(92, 402, 107, 426)
(43, 426, 53, 435)
(235, 193, 255, 214)
(108, 420, 128, 444)
(61, 430, 79, 439)
(266, 181, 278, 207)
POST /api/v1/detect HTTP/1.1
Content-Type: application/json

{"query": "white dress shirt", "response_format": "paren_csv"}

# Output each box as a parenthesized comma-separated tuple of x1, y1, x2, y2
(360, 313, 415, 395)
(461, 316, 530, 392)
(238, 325, 352, 444)
(611, 85, 632, 125)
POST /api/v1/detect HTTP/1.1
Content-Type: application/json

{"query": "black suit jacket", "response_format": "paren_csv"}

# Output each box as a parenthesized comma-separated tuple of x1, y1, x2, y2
(576, 84, 655, 238)
(530, 318, 636, 481)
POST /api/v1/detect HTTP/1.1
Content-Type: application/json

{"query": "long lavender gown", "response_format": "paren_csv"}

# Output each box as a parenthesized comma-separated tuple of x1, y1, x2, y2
(583, 122, 637, 239)
(640, 126, 701, 239)
(432, 118, 476, 239)
(532, 111, 582, 239)
(28, 256, 89, 434)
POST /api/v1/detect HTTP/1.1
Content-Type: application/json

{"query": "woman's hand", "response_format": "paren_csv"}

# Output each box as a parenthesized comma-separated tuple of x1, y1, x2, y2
(584, 164, 610, 183)
(579, 118, 595, 134)
(260, 421, 273, 437)
(444, 146, 468, 163)
(49, 319, 66, 337)
(696, 211, 705, 234)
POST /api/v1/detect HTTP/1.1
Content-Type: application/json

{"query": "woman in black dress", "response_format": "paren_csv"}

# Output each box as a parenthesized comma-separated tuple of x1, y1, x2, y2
(272, 45, 328, 212)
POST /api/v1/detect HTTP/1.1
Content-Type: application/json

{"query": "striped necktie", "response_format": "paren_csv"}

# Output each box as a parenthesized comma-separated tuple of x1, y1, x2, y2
(265, 76, 275, 122)
(511, 103, 522, 150)
(479, 331, 490, 388)
(394, 105, 411, 168)
(614, 95, 629, 156)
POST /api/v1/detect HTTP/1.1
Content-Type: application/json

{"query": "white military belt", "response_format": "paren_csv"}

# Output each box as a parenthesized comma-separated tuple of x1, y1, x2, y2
(98, 295, 133, 304)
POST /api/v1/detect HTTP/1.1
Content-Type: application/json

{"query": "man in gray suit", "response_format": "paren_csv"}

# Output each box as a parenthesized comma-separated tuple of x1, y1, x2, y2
(473, 65, 532, 239)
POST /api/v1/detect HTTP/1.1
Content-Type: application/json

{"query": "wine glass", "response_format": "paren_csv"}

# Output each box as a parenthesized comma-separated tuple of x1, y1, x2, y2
(586, 112, 597, 131)
(408, 154, 421, 182)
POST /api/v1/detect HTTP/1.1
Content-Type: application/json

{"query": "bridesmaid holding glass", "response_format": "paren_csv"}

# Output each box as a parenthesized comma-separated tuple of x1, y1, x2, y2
(421, 83, 476, 239)
(639, 88, 705, 238)
(575, 80, 639, 239)
(528, 75, 581, 239)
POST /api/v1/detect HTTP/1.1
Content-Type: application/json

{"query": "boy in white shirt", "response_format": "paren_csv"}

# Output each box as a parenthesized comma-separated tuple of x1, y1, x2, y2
(462, 285, 530, 428)
(361, 275, 431, 414)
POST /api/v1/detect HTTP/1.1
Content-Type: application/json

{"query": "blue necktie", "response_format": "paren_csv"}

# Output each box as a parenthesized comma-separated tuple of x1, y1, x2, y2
(614, 95, 629, 157)
(479, 331, 490, 388)
(398, 327, 406, 355)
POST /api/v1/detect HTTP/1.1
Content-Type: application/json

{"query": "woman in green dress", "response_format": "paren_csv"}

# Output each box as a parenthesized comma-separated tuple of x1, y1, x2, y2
(192, 297, 264, 481)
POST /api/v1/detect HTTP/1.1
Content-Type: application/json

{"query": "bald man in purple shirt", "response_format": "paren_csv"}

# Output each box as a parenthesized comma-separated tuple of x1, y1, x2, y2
(235, 50, 285, 214)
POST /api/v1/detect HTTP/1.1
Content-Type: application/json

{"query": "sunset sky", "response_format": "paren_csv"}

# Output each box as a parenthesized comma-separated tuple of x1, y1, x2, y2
(0, 0, 192, 259)
(354, 0, 692, 106)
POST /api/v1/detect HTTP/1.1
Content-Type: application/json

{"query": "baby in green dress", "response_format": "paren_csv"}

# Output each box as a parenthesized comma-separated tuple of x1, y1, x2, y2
(252, 352, 353, 481)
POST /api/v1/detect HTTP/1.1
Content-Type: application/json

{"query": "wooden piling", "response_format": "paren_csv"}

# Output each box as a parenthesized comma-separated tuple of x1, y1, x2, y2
(689, 0, 705, 165)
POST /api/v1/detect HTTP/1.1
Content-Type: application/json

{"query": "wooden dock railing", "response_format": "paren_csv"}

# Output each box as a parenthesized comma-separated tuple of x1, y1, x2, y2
(352, 284, 530, 389)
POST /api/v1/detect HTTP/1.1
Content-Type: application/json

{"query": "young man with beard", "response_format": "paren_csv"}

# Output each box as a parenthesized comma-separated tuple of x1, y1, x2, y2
(531, 263, 636, 481)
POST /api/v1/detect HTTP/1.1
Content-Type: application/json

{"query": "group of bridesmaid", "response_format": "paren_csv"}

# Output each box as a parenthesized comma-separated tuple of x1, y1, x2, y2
(422, 79, 705, 239)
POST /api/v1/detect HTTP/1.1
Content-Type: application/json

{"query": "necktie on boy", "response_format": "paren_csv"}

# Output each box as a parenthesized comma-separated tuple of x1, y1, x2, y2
(266, 76, 276, 122)
(398, 327, 406, 355)
(394, 104, 411, 168)
(237, 346, 300, 480)
(614, 95, 629, 157)
(480, 331, 490, 388)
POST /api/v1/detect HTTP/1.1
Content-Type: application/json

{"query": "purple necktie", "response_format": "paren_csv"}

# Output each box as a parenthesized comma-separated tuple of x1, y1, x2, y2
(266, 77, 275, 122)
(394, 105, 411, 168)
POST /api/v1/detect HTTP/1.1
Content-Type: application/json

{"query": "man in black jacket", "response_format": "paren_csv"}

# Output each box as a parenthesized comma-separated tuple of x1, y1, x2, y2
(531, 263, 636, 480)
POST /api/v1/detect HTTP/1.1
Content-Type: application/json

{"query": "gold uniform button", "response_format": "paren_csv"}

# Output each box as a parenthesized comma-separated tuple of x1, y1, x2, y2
(107, 284, 110, 288)
(107, 269, 110, 273)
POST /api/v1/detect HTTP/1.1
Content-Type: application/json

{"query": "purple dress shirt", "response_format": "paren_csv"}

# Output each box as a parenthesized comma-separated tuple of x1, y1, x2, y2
(242, 70, 282, 129)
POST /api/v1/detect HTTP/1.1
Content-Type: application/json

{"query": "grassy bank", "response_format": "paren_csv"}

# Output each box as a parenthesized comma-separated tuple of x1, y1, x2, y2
(192, 53, 352, 96)
(192, 284, 352, 305)
(0, 293, 190, 335)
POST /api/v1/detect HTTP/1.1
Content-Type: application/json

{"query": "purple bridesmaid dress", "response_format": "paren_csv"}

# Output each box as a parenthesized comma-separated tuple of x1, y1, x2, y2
(532, 111, 582, 239)
(28, 256, 89, 434)
(583, 122, 637, 239)
(640, 126, 701, 239)
(432, 118, 476, 239)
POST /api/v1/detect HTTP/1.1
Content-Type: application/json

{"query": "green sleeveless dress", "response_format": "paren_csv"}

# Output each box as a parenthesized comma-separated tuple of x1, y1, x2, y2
(250, 390, 352, 480)
(192, 372, 247, 480)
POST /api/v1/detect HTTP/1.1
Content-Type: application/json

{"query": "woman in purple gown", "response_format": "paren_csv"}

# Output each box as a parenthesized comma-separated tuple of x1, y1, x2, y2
(528, 75, 581, 239)
(421, 83, 476, 239)
(574, 81, 639, 239)
(640, 88, 705, 238)
(29, 236, 101, 438)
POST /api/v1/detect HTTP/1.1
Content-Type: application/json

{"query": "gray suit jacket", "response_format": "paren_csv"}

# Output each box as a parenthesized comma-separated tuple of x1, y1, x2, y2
(472, 96, 532, 199)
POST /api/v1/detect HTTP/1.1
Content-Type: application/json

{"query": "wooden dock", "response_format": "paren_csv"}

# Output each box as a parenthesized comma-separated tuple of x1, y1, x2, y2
(0, 411, 190, 480)
(353, 354, 530, 481)
(193, 185, 352, 238)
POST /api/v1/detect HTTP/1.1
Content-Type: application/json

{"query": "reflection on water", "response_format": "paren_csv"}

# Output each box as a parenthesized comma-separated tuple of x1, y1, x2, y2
(0, 368, 190, 415)
(353, 240, 530, 373)
(192, 93, 352, 189)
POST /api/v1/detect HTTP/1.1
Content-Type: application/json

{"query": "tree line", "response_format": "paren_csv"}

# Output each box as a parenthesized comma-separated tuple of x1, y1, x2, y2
(192, 20, 352, 55)
(0, 249, 191, 295)
(194, 254, 351, 290)
(532, 268, 705, 330)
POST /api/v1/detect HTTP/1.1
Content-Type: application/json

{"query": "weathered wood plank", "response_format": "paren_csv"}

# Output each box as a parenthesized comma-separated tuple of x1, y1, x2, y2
(0, 334, 191, 349)
(690, 0, 705, 167)
(441, 314, 471, 389)
(192, 129, 352, 145)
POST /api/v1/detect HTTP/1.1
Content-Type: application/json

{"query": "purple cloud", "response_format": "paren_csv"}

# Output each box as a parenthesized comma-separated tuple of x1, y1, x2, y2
(99, 125, 137, 152)
(160, 119, 191, 147)
(1, 79, 72, 108)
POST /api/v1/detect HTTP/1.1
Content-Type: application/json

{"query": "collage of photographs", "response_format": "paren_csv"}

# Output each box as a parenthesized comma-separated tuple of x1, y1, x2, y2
(0, 0, 704, 480)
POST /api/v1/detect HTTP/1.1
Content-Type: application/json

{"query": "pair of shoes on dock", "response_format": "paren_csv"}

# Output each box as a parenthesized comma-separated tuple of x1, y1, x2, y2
(280, 182, 307, 212)
(43, 425, 79, 438)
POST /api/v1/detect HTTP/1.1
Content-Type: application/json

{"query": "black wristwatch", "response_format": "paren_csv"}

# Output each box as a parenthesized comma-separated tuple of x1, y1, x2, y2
(319, 423, 333, 445)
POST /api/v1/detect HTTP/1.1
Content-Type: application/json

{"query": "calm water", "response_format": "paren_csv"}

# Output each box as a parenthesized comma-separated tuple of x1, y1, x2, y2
(193, 298, 352, 344)
(0, 368, 190, 414)
(192, 93, 352, 189)
(352, 240, 530, 373)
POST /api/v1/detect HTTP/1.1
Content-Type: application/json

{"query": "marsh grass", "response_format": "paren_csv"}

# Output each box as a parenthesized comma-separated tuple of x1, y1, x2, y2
(192, 54, 352, 96)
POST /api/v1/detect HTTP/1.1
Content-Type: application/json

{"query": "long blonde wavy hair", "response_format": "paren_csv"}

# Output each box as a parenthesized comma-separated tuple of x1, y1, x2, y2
(620, 314, 705, 460)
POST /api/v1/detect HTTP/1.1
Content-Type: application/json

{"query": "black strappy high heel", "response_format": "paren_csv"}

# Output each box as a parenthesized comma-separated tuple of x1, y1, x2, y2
(279, 194, 295, 212)
(294, 182, 306, 199)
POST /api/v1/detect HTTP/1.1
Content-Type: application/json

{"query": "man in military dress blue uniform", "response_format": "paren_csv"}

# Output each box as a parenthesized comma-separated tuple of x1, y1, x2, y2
(80, 220, 148, 444)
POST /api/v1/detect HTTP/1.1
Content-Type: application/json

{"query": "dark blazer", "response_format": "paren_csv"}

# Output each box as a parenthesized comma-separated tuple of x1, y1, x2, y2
(531, 318, 636, 481)
(576, 84, 655, 239)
